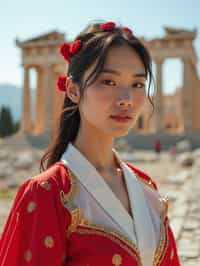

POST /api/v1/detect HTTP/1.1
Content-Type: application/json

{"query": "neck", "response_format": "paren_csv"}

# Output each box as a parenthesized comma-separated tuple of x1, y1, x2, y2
(72, 128, 118, 173)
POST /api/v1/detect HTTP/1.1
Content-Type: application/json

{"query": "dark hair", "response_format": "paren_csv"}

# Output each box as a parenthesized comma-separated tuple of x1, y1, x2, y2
(39, 21, 154, 172)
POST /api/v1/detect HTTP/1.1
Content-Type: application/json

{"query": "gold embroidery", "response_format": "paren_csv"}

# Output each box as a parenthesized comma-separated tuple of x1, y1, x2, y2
(153, 195, 169, 266)
(60, 169, 78, 205)
(112, 253, 122, 265)
(153, 218, 169, 266)
(60, 171, 82, 236)
(160, 196, 169, 222)
(24, 249, 32, 262)
(44, 236, 54, 248)
(27, 201, 36, 213)
(75, 220, 141, 265)
(67, 208, 83, 236)
(40, 181, 51, 190)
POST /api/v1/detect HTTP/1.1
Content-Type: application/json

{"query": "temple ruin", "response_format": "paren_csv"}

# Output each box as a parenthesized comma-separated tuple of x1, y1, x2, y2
(16, 27, 200, 138)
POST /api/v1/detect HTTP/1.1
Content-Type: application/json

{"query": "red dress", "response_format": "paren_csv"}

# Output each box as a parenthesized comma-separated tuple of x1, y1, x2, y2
(0, 161, 180, 266)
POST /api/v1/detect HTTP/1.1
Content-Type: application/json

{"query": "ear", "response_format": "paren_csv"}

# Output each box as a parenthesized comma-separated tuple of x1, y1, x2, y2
(66, 79, 80, 104)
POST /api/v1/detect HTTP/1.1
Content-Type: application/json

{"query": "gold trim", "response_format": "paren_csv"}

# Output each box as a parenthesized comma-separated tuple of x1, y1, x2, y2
(153, 217, 169, 265)
(77, 219, 141, 265)
(160, 196, 169, 222)
(152, 195, 169, 265)
(60, 169, 78, 205)
(67, 208, 83, 237)
(59, 170, 83, 236)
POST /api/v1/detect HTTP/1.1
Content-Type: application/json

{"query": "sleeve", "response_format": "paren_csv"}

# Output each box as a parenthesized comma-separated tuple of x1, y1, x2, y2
(0, 177, 72, 266)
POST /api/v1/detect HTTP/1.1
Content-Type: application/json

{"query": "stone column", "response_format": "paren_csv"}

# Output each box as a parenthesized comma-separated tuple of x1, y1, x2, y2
(43, 64, 54, 136)
(35, 67, 45, 134)
(155, 58, 164, 132)
(182, 58, 192, 132)
(21, 66, 32, 133)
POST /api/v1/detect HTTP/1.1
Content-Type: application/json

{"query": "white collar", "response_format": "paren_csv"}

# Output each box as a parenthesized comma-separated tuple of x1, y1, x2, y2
(61, 142, 157, 265)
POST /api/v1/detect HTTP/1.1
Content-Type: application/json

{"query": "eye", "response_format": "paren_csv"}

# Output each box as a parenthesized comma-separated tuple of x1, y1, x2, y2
(101, 79, 116, 86)
(132, 82, 145, 89)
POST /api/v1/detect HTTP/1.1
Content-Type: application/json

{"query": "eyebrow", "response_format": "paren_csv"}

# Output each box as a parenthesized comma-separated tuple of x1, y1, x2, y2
(100, 68, 146, 78)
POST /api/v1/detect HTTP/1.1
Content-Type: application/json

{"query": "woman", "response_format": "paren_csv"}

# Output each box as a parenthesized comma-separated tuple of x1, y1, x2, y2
(0, 21, 180, 265)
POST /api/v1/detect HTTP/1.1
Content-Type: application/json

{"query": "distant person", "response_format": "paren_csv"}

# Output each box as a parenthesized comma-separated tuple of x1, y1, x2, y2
(154, 138, 162, 159)
(0, 20, 180, 266)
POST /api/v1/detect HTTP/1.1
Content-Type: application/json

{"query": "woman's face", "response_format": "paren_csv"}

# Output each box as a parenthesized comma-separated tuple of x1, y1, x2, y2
(77, 44, 147, 138)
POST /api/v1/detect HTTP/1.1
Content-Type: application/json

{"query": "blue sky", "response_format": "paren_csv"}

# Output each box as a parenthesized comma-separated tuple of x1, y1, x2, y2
(0, 0, 200, 94)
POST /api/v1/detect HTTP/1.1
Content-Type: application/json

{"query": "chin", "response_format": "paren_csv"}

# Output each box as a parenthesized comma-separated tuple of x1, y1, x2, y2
(111, 128, 130, 138)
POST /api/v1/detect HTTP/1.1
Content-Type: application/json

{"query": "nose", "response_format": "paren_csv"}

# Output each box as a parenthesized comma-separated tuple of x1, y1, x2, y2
(116, 91, 133, 107)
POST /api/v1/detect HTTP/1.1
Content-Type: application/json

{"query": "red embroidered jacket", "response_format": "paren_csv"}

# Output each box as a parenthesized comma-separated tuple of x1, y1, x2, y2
(0, 161, 180, 266)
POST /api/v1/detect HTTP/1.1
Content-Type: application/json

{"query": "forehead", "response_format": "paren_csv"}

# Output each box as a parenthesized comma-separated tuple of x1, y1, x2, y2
(82, 44, 145, 85)
(103, 44, 145, 73)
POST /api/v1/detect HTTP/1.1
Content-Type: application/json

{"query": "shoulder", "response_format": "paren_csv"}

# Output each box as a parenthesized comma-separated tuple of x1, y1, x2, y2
(16, 161, 73, 205)
(125, 161, 158, 191)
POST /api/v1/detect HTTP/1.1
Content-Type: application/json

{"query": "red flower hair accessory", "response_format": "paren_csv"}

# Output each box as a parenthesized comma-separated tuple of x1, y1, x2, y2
(122, 26, 133, 35)
(100, 21, 116, 31)
(57, 75, 70, 92)
(69, 39, 81, 55)
(60, 39, 82, 63)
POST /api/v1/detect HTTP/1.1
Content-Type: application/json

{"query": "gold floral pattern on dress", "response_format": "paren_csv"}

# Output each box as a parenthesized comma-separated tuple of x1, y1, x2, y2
(27, 201, 37, 213)
(112, 253, 122, 265)
(24, 249, 32, 262)
(44, 235, 54, 248)
(40, 181, 52, 190)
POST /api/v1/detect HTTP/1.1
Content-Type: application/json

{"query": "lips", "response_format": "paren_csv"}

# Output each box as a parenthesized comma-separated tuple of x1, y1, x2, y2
(110, 115, 132, 123)
(110, 115, 132, 119)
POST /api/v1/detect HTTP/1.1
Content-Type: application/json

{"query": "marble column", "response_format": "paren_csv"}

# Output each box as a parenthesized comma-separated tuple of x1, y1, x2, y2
(43, 64, 54, 135)
(155, 58, 164, 132)
(182, 58, 192, 132)
(35, 67, 45, 134)
(21, 66, 32, 133)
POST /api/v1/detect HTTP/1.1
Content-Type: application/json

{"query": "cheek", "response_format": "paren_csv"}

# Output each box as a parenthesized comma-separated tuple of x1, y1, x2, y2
(133, 95, 146, 110)
(80, 90, 109, 121)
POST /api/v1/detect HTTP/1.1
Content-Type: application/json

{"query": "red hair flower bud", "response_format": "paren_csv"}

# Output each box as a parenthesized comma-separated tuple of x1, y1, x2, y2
(122, 26, 133, 35)
(100, 21, 116, 31)
(60, 43, 71, 62)
(57, 75, 68, 92)
(69, 39, 82, 55)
